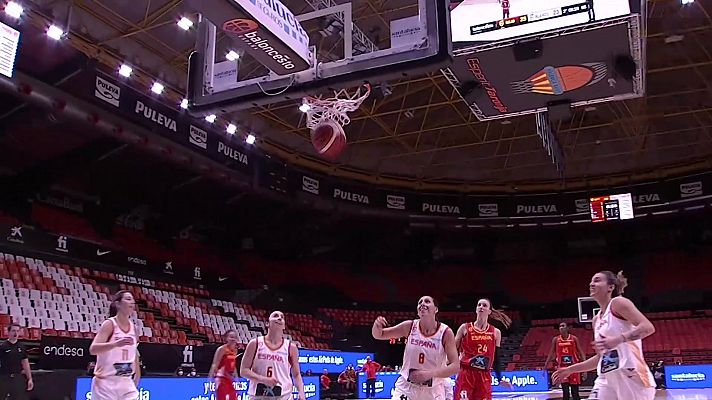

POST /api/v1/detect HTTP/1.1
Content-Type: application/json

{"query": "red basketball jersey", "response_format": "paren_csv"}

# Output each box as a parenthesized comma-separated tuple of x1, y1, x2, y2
(216, 347, 238, 379)
(501, 0, 510, 9)
(555, 335, 580, 367)
(460, 323, 496, 370)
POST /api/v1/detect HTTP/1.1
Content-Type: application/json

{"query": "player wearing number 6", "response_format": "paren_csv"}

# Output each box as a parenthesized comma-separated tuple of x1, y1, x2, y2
(89, 290, 141, 400)
(454, 299, 512, 400)
(372, 296, 460, 400)
(241, 311, 306, 400)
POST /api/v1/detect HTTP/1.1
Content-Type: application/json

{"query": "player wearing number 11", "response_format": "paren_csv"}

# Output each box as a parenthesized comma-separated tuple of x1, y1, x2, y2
(89, 290, 141, 400)
(372, 296, 460, 400)
(241, 311, 306, 400)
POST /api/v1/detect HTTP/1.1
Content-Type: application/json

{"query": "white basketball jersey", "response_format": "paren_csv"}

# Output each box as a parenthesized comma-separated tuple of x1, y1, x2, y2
(594, 297, 654, 387)
(400, 320, 448, 382)
(94, 317, 137, 378)
(248, 336, 293, 396)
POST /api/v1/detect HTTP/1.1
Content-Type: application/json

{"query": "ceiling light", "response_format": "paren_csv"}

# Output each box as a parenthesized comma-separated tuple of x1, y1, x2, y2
(151, 82, 164, 95)
(205, 114, 216, 123)
(178, 17, 193, 30)
(47, 25, 63, 40)
(246, 134, 256, 145)
(226, 50, 240, 61)
(226, 124, 237, 134)
(5, 2, 23, 18)
(299, 103, 311, 113)
(180, 99, 189, 109)
(118, 64, 132, 78)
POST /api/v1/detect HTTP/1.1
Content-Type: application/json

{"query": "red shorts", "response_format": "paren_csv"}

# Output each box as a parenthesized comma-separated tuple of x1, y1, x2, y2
(560, 369, 581, 385)
(455, 368, 492, 400)
(216, 377, 237, 400)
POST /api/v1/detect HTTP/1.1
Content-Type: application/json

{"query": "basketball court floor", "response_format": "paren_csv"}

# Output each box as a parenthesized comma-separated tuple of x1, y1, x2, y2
(492, 388, 712, 399)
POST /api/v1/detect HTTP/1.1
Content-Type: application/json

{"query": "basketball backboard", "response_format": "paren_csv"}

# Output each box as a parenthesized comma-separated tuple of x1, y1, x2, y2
(578, 296, 600, 323)
(185, 0, 452, 115)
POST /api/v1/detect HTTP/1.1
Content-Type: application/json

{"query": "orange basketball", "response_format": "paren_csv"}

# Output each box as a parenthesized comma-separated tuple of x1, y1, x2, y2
(556, 66, 594, 92)
(311, 119, 347, 160)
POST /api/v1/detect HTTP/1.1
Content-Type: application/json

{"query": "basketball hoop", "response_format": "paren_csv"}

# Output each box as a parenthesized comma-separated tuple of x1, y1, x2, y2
(303, 83, 371, 130)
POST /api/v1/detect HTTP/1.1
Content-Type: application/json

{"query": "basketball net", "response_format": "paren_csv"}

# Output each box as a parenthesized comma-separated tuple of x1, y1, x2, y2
(303, 84, 371, 131)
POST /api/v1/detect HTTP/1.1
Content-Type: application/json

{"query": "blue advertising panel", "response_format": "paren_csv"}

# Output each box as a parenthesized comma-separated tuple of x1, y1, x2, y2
(357, 372, 400, 399)
(75, 376, 320, 400)
(298, 349, 374, 373)
(357, 370, 548, 398)
(665, 364, 712, 389)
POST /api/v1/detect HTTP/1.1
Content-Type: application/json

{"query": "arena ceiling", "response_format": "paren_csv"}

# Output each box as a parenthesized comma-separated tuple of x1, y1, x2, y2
(5, 0, 712, 194)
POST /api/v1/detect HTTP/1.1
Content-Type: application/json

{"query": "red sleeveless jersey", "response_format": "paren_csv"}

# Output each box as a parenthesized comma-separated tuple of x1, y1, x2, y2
(460, 323, 496, 370)
(217, 347, 238, 379)
(555, 335, 579, 366)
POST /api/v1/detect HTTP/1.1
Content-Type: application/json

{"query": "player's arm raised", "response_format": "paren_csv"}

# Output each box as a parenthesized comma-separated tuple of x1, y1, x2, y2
(371, 317, 412, 340)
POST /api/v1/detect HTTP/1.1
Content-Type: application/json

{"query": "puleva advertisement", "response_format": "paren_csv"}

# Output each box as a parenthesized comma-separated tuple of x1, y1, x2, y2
(76, 376, 320, 400)
(357, 370, 548, 399)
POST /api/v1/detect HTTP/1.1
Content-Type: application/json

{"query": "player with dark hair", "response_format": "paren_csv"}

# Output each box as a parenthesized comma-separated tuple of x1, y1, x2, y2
(500, 0, 510, 19)
(241, 311, 305, 400)
(209, 329, 240, 400)
(545, 322, 586, 400)
(372, 295, 460, 400)
(553, 271, 656, 400)
(454, 298, 512, 400)
(89, 290, 140, 400)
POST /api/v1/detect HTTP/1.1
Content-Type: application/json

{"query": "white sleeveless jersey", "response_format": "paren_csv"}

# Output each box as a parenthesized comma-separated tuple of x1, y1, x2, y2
(248, 336, 293, 395)
(94, 317, 138, 378)
(594, 297, 654, 387)
(400, 320, 449, 382)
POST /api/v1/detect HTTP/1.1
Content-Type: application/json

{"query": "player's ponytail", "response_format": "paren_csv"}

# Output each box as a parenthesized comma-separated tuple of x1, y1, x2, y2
(481, 298, 512, 328)
(599, 270, 628, 296)
(616, 270, 628, 295)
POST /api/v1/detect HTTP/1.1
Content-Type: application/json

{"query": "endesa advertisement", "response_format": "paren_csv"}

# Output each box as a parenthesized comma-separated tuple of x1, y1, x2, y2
(75, 376, 320, 400)
(665, 364, 712, 389)
(357, 370, 549, 398)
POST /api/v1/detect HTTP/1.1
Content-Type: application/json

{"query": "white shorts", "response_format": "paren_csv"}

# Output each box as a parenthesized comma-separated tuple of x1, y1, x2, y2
(590, 369, 655, 400)
(248, 395, 292, 400)
(90, 376, 138, 400)
(391, 375, 444, 400)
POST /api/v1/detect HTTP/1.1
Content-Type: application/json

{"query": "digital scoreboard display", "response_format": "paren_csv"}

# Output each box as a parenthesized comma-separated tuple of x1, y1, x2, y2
(590, 193, 634, 222)
(451, 0, 634, 43)
(0, 21, 21, 78)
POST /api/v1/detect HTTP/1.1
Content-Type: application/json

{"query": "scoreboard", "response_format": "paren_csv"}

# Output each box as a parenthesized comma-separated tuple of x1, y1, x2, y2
(590, 193, 634, 222)
(469, 2, 594, 36)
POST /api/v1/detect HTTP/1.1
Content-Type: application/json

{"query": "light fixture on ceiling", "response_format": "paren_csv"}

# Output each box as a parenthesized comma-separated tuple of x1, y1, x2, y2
(151, 82, 164, 95)
(246, 134, 256, 145)
(4, 2, 23, 18)
(47, 25, 64, 40)
(177, 17, 193, 30)
(118, 64, 132, 78)
(226, 124, 237, 134)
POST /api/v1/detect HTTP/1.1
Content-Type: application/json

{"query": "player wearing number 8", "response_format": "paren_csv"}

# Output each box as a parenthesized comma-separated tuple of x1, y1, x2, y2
(241, 311, 306, 400)
(89, 290, 141, 400)
(454, 299, 512, 400)
(372, 296, 460, 400)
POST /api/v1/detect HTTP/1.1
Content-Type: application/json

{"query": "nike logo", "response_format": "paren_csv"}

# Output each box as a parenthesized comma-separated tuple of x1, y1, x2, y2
(218, 277, 228, 282)
(97, 250, 111, 256)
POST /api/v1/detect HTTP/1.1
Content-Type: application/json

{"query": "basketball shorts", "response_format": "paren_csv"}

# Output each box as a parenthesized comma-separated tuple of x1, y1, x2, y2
(589, 369, 655, 400)
(90, 376, 139, 400)
(559, 369, 581, 385)
(391, 375, 444, 400)
(216, 377, 238, 400)
(454, 368, 491, 400)
(248, 395, 292, 400)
